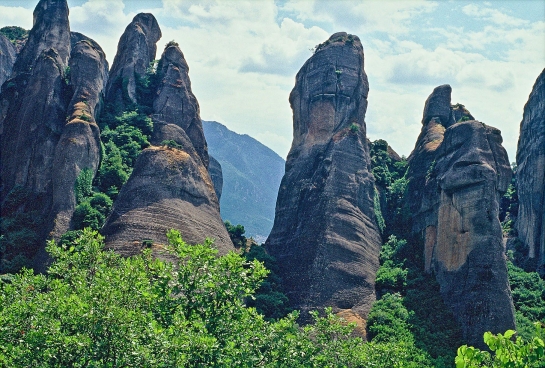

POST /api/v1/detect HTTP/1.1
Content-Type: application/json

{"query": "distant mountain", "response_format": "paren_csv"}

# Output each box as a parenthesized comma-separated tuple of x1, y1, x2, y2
(203, 121, 285, 242)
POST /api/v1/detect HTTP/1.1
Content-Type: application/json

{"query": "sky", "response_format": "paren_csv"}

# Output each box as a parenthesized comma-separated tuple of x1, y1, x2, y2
(1, 0, 544, 161)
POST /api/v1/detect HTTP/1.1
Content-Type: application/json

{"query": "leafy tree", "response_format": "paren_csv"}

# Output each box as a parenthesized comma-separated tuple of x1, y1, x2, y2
(224, 221, 246, 248)
(455, 323, 545, 367)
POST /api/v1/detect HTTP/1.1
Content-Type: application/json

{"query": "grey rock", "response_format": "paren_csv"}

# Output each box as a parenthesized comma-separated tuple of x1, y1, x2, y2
(265, 33, 381, 332)
(208, 155, 223, 202)
(0, 34, 16, 86)
(515, 68, 545, 274)
(105, 13, 161, 112)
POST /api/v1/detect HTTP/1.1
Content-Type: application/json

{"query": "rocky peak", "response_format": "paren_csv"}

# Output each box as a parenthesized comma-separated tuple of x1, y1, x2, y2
(0, 34, 16, 86)
(405, 85, 515, 348)
(153, 43, 208, 166)
(11, 0, 70, 77)
(515, 68, 545, 274)
(105, 13, 161, 112)
(266, 33, 381, 330)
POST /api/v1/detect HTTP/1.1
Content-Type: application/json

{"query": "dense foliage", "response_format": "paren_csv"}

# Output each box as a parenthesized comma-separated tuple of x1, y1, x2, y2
(0, 229, 462, 367)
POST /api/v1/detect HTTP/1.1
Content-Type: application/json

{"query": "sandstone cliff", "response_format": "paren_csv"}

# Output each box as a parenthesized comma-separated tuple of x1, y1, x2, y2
(102, 43, 232, 257)
(515, 69, 545, 275)
(0, 0, 106, 270)
(406, 85, 515, 348)
(0, 34, 16, 86)
(105, 13, 161, 112)
(265, 33, 382, 328)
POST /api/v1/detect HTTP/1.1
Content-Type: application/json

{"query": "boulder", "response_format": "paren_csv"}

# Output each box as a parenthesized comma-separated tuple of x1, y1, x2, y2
(515, 68, 545, 274)
(0, 34, 16, 86)
(105, 13, 161, 112)
(265, 33, 382, 326)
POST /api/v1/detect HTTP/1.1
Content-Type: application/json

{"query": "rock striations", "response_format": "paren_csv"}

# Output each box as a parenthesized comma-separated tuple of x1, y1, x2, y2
(406, 85, 515, 348)
(0, 34, 16, 86)
(105, 13, 161, 113)
(515, 69, 545, 275)
(0, 0, 107, 270)
(265, 33, 382, 329)
(102, 39, 232, 257)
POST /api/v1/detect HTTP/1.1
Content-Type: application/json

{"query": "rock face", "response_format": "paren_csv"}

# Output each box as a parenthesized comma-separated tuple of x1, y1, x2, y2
(406, 85, 515, 348)
(0, 34, 16, 86)
(102, 43, 233, 257)
(516, 69, 545, 274)
(208, 155, 223, 201)
(265, 33, 382, 325)
(105, 13, 161, 112)
(0, 0, 106, 270)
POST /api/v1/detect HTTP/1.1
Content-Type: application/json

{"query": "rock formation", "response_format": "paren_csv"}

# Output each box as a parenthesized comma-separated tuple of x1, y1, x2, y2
(105, 13, 161, 113)
(516, 69, 545, 275)
(0, 34, 16, 86)
(102, 43, 233, 257)
(0, 0, 106, 270)
(208, 155, 223, 202)
(406, 85, 515, 348)
(265, 33, 382, 327)
(48, 33, 108, 240)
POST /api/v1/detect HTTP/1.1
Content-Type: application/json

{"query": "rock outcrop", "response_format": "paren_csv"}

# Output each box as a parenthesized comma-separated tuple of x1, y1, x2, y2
(105, 13, 161, 112)
(265, 33, 382, 326)
(102, 43, 233, 257)
(0, 34, 16, 86)
(208, 155, 223, 202)
(0, 0, 106, 270)
(406, 85, 515, 348)
(48, 32, 108, 240)
(516, 69, 545, 275)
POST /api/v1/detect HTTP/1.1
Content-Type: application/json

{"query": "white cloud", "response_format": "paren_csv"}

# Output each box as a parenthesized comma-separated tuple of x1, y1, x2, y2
(0, 6, 33, 29)
(462, 4, 529, 27)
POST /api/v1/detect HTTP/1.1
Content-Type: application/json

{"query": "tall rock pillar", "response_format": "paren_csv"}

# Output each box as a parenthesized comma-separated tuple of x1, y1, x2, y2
(515, 69, 545, 274)
(265, 33, 382, 328)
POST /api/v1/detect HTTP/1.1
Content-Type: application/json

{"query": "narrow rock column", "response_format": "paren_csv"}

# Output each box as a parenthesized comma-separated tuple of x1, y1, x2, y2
(266, 33, 382, 331)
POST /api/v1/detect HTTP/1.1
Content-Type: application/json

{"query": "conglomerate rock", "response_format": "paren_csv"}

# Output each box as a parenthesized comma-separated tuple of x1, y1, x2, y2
(208, 155, 223, 202)
(265, 32, 382, 328)
(105, 13, 161, 112)
(102, 43, 232, 257)
(406, 85, 515, 349)
(516, 69, 545, 274)
(0, 0, 106, 270)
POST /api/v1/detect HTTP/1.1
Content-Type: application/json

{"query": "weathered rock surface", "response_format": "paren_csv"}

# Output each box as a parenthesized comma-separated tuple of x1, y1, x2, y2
(0, 0, 106, 270)
(102, 43, 233, 257)
(208, 155, 223, 202)
(265, 33, 382, 325)
(105, 13, 161, 112)
(0, 34, 16, 86)
(11, 0, 70, 78)
(49, 33, 108, 240)
(153, 44, 208, 166)
(406, 85, 515, 348)
(516, 69, 545, 274)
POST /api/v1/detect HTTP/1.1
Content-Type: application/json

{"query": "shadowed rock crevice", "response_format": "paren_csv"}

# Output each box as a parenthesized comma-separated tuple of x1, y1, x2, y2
(266, 32, 381, 329)
(515, 68, 545, 274)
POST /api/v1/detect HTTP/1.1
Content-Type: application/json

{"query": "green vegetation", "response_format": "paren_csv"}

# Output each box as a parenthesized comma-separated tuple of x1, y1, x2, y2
(0, 26, 28, 45)
(0, 229, 463, 367)
(455, 323, 545, 367)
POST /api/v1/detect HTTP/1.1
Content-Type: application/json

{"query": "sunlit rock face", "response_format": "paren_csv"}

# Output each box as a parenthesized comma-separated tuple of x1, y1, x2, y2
(266, 33, 382, 327)
(406, 84, 515, 349)
(516, 69, 545, 275)
(102, 43, 233, 258)
(433, 120, 515, 348)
